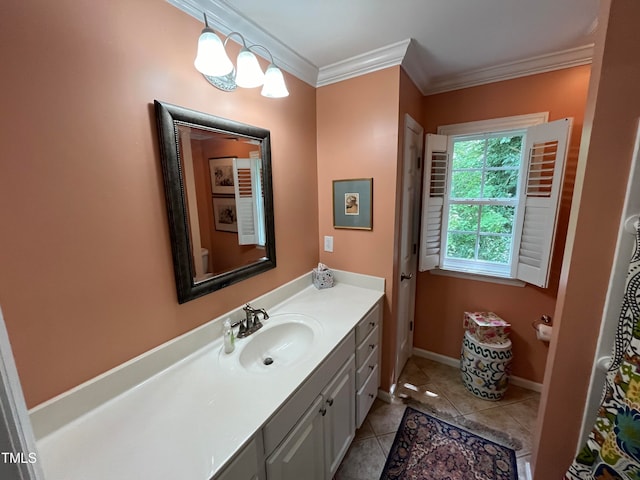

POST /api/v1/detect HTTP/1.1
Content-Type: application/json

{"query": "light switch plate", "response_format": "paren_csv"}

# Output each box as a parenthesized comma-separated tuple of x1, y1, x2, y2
(324, 236, 334, 252)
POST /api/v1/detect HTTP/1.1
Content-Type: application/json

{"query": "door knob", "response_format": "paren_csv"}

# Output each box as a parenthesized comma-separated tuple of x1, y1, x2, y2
(401, 272, 413, 281)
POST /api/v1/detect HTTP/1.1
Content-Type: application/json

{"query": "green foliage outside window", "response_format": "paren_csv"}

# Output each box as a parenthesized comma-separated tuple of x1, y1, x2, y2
(446, 134, 523, 265)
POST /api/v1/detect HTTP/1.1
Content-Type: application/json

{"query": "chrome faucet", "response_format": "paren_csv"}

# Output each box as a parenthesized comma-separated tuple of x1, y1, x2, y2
(236, 304, 269, 338)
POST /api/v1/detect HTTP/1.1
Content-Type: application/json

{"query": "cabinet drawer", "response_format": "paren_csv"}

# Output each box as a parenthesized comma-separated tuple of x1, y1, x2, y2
(356, 364, 379, 428)
(355, 325, 379, 369)
(355, 344, 378, 391)
(355, 302, 381, 345)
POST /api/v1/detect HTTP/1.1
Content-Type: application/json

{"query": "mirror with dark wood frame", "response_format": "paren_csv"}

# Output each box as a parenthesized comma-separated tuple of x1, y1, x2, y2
(154, 100, 276, 304)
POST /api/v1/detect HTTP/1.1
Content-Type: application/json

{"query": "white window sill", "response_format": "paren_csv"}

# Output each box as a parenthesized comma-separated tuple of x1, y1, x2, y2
(428, 268, 525, 287)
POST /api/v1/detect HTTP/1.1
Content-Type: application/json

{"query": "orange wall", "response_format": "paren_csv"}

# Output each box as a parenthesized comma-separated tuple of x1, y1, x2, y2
(415, 65, 591, 383)
(533, 0, 640, 476)
(399, 70, 425, 122)
(317, 67, 401, 390)
(0, 0, 319, 407)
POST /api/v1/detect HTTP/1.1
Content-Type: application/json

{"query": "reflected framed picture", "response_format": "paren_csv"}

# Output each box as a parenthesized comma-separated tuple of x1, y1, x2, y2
(209, 157, 236, 195)
(332, 178, 373, 230)
(212, 197, 238, 232)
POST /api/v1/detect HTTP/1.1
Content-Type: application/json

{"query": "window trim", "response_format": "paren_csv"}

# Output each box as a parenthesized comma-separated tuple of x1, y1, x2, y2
(428, 267, 526, 287)
(437, 112, 548, 136)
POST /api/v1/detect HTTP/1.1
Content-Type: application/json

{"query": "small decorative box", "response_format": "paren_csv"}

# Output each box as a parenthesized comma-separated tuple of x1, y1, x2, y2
(463, 311, 511, 344)
(312, 264, 334, 289)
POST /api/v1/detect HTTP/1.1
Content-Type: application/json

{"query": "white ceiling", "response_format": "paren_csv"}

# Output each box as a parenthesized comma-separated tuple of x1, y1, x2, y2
(168, 0, 599, 94)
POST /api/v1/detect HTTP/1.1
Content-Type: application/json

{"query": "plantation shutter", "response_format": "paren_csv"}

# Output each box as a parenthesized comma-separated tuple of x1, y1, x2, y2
(233, 158, 261, 245)
(516, 118, 571, 287)
(419, 133, 449, 271)
(249, 151, 266, 246)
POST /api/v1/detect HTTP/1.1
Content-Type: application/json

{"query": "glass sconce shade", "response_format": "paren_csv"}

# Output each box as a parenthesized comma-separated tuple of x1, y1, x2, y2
(235, 48, 265, 88)
(261, 64, 289, 98)
(194, 28, 234, 77)
(193, 19, 288, 98)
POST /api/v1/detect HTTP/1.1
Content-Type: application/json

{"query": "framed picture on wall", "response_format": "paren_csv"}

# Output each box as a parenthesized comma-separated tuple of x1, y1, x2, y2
(332, 178, 373, 230)
(212, 197, 238, 233)
(209, 157, 236, 195)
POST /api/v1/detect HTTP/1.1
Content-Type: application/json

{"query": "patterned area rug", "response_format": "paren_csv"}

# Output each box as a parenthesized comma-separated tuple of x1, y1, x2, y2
(380, 407, 518, 480)
(400, 397, 523, 451)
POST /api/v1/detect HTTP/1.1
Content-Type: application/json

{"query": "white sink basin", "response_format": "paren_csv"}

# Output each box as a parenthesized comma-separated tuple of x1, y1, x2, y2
(230, 313, 322, 373)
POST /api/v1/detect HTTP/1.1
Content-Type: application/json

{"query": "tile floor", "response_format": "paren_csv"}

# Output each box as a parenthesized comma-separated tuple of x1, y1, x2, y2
(335, 355, 540, 480)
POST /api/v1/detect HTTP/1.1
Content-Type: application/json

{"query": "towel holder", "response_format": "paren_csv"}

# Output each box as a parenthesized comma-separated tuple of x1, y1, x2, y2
(531, 314, 552, 331)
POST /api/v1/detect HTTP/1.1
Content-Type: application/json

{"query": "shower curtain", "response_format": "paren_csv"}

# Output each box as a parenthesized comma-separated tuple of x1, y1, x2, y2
(566, 224, 640, 479)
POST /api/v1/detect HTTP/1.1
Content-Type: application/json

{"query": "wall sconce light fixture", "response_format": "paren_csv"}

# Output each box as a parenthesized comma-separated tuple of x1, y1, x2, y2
(194, 14, 289, 98)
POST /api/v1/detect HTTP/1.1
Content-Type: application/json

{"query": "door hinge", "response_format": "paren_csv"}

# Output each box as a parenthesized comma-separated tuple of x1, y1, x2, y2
(413, 243, 417, 255)
(417, 156, 422, 169)
(409, 320, 414, 331)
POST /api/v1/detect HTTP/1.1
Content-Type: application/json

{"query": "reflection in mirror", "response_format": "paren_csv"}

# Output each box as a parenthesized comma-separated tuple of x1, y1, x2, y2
(154, 101, 276, 303)
(178, 126, 266, 282)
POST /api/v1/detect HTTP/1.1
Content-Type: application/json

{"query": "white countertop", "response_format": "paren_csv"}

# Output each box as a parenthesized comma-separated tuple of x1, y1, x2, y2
(35, 279, 384, 480)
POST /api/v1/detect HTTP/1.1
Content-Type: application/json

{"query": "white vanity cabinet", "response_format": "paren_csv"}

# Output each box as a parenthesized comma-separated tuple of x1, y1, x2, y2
(33, 274, 386, 480)
(265, 358, 355, 480)
(263, 334, 356, 480)
(262, 300, 383, 480)
(355, 302, 382, 427)
(265, 396, 326, 480)
(322, 355, 356, 478)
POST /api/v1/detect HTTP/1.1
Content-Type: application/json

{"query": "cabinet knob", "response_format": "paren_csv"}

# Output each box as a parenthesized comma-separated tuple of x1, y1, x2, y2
(369, 344, 375, 350)
(326, 398, 334, 407)
(369, 365, 374, 370)
(369, 321, 375, 327)
(320, 407, 327, 416)
(368, 393, 374, 399)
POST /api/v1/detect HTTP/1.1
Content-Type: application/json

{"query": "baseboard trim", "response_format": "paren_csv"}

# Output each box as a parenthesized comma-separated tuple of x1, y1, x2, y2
(525, 460, 533, 480)
(412, 348, 460, 368)
(412, 347, 543, 393)
(377, 388, 393, 403)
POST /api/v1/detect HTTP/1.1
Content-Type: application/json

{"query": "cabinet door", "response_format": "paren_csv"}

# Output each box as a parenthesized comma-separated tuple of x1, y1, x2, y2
(322, 355, 356, 479)
(266, 396, 325, 480)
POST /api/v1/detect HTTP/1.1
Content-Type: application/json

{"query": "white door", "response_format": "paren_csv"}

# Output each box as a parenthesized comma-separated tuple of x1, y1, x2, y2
(394, 115, 424, 383)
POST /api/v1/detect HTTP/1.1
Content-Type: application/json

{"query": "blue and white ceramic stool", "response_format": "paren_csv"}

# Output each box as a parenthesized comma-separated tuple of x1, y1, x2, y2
(460, 330, 513, 400)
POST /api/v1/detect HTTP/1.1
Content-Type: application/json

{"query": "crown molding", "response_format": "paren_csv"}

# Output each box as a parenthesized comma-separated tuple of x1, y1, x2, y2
(401, 39, 431, 95)
(166, 0, 319, 86)
(166, 0, 594, 95)
(424, 44, 594, 95)
(316, 39, 410, 87)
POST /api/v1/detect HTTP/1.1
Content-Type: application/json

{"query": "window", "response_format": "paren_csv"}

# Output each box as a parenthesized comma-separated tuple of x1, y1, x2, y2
(444, 131, 524, 277)
(419, 114, 572, 288)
